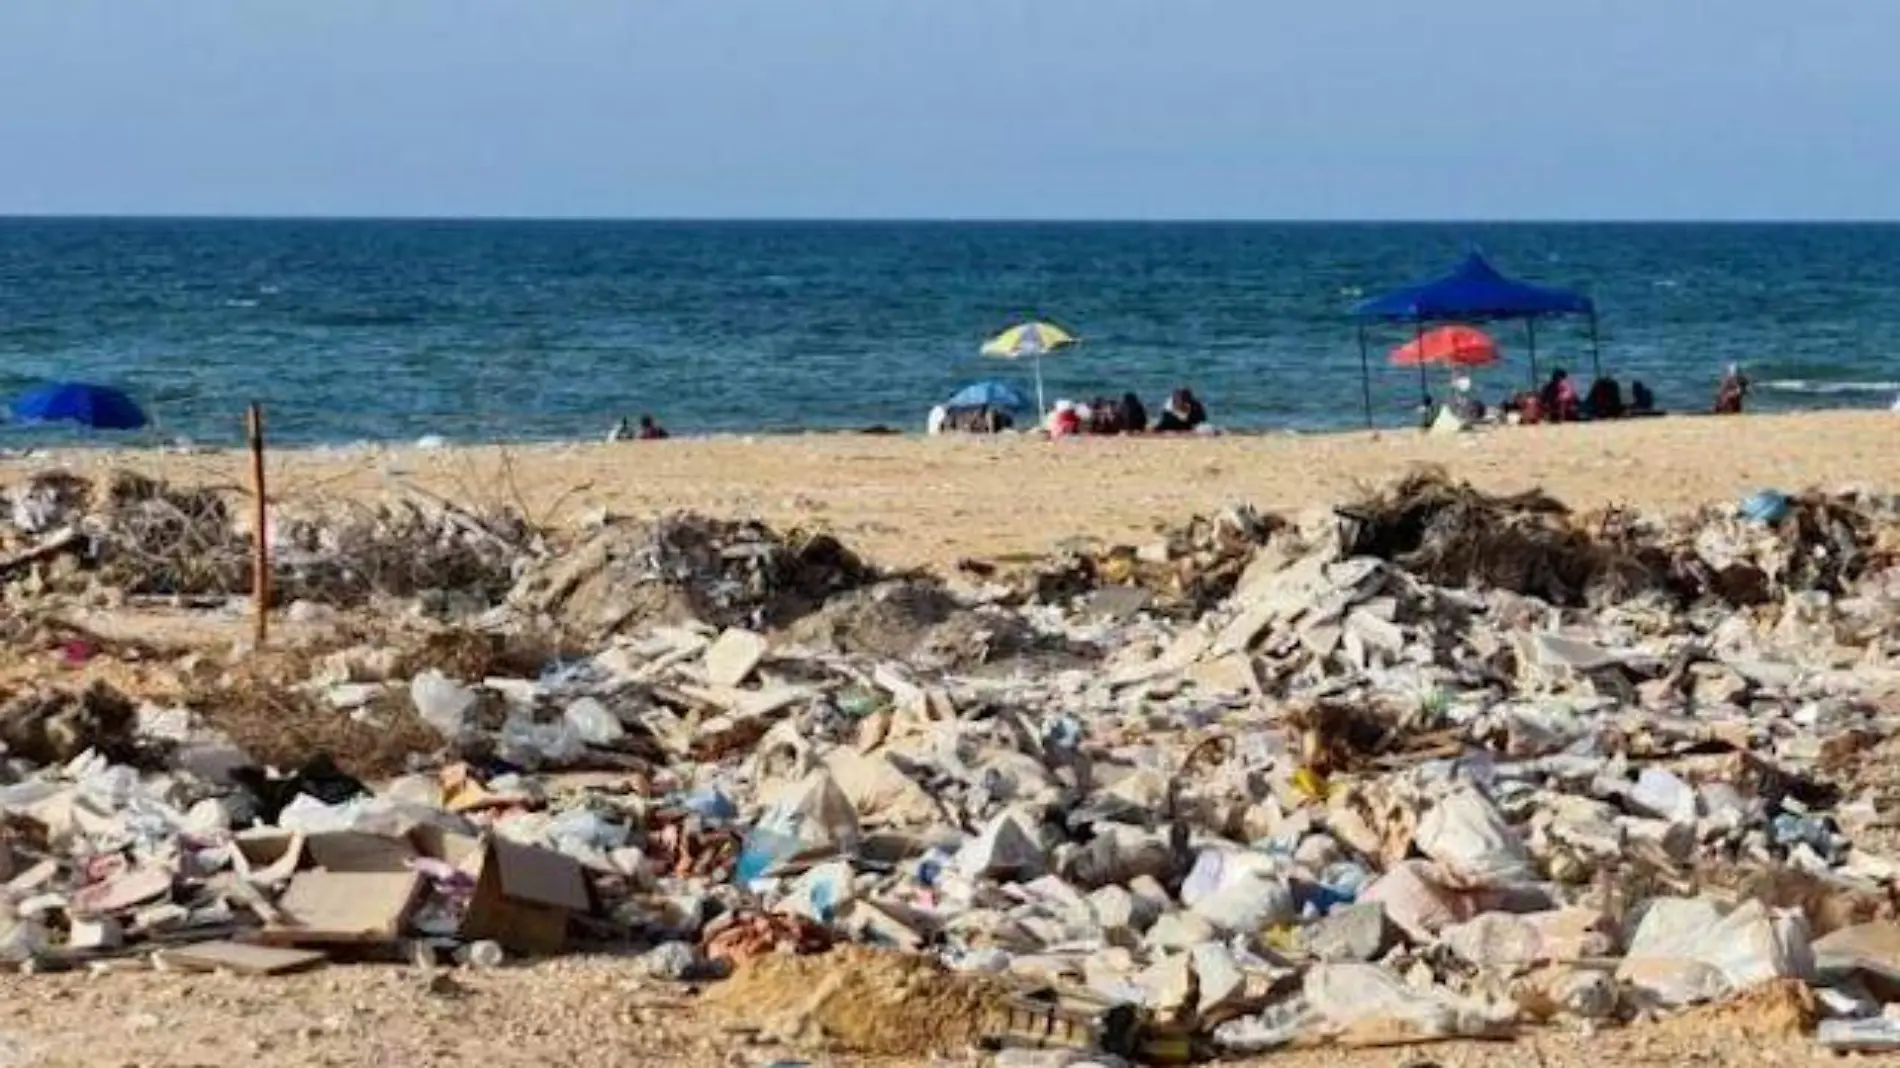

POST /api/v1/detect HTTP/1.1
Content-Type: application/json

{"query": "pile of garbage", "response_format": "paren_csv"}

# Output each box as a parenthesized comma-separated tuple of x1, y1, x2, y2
(10, 468, 1900, 1059)
(1, 469, 527, 606)
(508, 512, 878, 637)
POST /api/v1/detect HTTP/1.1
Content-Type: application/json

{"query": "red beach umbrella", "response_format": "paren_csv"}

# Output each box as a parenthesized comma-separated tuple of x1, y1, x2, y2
(1389, 325, 1500, 367)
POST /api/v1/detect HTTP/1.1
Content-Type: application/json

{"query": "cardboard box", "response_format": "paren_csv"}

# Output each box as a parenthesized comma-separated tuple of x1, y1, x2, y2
(457, 837, 593, 955)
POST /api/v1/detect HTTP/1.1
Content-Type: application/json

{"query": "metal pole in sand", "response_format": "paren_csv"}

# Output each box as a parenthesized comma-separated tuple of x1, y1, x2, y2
(1526, 319, 1540, 390)
(246, 403, 270, 650)
(1414, 321, 1429, 411)
(1357, 325, 1373, 429)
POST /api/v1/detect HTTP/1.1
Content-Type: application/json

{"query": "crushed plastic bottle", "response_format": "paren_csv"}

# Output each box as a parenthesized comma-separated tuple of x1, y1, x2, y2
(457, 940, 506, 969)
(1211, 996, 1315, 1054)
(1771, 812, 1840, 859)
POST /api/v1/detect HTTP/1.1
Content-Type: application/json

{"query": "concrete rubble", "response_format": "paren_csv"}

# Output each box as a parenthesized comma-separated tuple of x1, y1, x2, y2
(6, 466, 1900, 1060)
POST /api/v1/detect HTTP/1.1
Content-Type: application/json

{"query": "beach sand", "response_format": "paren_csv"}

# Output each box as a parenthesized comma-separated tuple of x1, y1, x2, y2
(6, 410, 1895, 572)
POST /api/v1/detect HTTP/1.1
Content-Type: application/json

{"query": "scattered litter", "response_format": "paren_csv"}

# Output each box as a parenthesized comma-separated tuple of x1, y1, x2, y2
(0, 466, 1898, 1057)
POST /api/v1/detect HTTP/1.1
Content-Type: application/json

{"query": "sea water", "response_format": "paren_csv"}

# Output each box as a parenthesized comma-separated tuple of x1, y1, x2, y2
(2, 218, 1898, 446)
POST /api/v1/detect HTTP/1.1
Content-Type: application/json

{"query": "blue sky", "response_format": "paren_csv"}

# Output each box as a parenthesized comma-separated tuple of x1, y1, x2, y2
(2, 0, 1896, 220)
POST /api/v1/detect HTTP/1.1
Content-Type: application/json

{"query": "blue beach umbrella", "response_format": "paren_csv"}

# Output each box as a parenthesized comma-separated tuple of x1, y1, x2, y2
(946, 380, 1029, 412)
(10, 382, 148, 430)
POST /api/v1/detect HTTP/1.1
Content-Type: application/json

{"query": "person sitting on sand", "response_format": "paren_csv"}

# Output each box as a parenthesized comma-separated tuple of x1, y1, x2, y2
(1048, 400, 1082, 438)
(1086, 396, 1122, 435)
(1153, 388, 1207, 433)
(1118, 392, 1148, 433)
(1508, 390, 1543, 425)
(607, 417, 633, 442)
(1446, 377, 1485, 423)
(1540, 369, 1580, 423)
(1584, 377, 1625, 420)
(637, 414, 669, 440)
(1630, 380, 1657, 414)
(1714, 363, 1749, 415)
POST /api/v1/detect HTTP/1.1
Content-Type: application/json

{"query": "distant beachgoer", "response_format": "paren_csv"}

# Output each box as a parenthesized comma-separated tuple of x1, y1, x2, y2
(607, 417, 633, 443)
(1447, 376, 1485, 423)
(1154, 388, 1207, 433)
(1183, 389, 1207, 427)
(1049, 400, 1082, 438)
(1714, 363, 1749, 415)
(927, 405, 949, 436)
(1540, 369, 1580, 423)
(1118, 392, 1148, 433)
(637, 414, 669, 440)
(1585, 377, 1625, 420)
(1630, 380, 1657, 414)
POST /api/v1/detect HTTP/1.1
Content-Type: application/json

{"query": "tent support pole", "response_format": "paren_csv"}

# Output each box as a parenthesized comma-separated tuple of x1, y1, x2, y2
(1357, 325, 1373, 429)
(1526, 319, 1540, 390)
(1414, 321, 1430, 416)
(1589, 313, 1603, 379)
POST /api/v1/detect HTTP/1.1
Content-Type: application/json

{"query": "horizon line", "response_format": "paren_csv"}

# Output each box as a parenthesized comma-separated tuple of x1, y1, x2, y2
(2, 212, 1899, 226)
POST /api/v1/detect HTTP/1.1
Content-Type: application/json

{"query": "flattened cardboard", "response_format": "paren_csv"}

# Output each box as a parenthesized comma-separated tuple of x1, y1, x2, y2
(305, 831, 417, 873)
(166, 940, 327, 976)
(259, 870, 422, 945)
(458, 838, 592, 955)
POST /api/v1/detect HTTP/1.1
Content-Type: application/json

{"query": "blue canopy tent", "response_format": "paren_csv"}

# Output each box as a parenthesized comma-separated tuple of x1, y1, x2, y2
(1350, 251, 1601, 426)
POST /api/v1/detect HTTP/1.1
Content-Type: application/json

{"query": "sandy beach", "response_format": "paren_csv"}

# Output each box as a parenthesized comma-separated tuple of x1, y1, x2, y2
(6, 410, 1895, 572)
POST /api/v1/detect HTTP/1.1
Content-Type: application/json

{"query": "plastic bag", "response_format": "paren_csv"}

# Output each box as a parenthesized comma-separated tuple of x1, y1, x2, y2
(497, 717, 588, 769)
(1414, 785, 1535, 888)
(562, 697, 625, 746)
(954, 808, 1047, 882)
(1617, 897, 1814, 1006)
(1182, 848, 1296, 933)
(735, 770, 861, 885)
(410, 670, 478, 738)
(1304, 962, 1500, 1042)
(1361, 859, 1485, 942)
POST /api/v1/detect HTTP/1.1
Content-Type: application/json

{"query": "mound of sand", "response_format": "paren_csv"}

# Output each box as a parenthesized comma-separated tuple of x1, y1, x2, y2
(703, 946, 1016, 1058)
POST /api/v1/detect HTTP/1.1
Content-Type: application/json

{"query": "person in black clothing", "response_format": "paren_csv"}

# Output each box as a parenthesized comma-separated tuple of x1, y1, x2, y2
(1154, 388, 1207, 433)
(1118, 392, 1148, 433)
(1584, 377, 1625, 420)
(1630, 380, 1657, 414)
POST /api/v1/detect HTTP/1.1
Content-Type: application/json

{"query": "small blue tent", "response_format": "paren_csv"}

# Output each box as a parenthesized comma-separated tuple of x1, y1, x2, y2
(1349, 251, 1602, 426)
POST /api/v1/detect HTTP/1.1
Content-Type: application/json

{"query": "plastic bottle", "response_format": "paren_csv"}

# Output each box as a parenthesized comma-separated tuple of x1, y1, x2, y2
(457, 940, 506, 970)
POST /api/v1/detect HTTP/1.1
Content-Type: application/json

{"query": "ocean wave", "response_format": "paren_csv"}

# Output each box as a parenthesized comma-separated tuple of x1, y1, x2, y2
(1759, 379, 1900, 395)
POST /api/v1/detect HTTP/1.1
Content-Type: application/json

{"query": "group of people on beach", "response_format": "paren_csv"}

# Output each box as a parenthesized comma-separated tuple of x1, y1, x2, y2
(606, 414, 668, 441)
(1431, 363, 1748, 430)
(623, 364, 1750, 442)
(1047, 388, 1208, 437)
(929, 387, 1210, 438)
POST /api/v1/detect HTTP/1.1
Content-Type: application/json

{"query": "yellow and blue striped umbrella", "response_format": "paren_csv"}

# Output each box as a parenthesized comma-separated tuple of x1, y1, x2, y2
(980, 321, 1077, 417)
